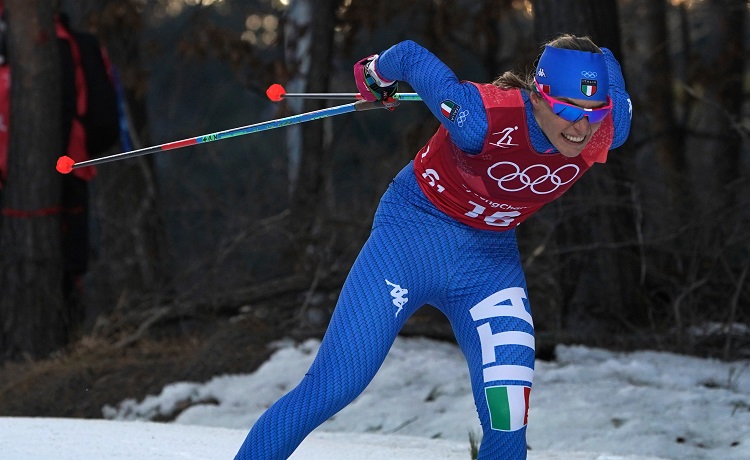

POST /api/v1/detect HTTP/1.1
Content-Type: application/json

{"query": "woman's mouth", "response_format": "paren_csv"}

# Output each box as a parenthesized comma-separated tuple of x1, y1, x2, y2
(562, 132, 585, 143)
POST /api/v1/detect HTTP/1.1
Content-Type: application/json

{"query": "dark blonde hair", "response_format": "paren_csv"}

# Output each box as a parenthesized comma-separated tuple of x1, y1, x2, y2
(493, 34, 602, 90)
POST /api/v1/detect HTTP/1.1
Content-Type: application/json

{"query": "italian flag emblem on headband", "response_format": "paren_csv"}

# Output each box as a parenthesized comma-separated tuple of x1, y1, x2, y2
(580, 79, 598, 97)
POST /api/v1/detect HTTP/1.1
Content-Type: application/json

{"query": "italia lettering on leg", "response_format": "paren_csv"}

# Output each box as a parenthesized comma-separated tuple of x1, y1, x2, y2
(470, 287, 535, 432)
(469, 287, 535, 384)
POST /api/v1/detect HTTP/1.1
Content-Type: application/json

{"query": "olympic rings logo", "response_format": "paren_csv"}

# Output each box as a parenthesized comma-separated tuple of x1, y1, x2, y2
(487, 162, 581, 195)
(456, 110, 469, 127)
(581, 71, 598, 79)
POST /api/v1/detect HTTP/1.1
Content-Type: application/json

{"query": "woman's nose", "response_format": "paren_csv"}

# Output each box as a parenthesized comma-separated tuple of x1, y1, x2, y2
(573, 117, 590, 131)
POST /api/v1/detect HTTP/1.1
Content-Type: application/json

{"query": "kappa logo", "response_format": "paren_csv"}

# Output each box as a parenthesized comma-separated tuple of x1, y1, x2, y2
(385, 279, 408, 317)
(489, 126, 519, 149)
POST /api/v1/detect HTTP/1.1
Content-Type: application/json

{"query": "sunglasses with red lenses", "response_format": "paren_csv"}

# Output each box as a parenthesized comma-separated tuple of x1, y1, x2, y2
(534, 80, 612, 123)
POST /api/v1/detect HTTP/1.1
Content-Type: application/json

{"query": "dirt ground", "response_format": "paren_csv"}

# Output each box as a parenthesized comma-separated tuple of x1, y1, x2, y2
(0, 305, 462, 421)
(0, 314, 287, 420)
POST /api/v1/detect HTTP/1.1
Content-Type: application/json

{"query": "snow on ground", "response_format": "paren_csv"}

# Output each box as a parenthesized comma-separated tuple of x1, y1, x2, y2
(2, 336, 749, 459)
(0, 416, 665, 460)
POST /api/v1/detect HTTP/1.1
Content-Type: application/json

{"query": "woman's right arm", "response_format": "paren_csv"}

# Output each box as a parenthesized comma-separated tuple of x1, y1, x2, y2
(372, 40, 488, 154)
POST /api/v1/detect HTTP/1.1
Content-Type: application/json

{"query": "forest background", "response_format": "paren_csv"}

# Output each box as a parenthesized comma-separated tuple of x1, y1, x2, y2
(0, 0, 748, 419)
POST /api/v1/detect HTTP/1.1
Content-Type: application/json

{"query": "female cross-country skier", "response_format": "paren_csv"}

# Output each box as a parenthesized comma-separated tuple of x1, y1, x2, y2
(235, 34, 632, 460)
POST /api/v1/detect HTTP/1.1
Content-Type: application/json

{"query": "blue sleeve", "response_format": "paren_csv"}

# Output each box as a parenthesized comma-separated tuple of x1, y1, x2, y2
(601, 48, 632, 149)
(374, 40, 487, 154)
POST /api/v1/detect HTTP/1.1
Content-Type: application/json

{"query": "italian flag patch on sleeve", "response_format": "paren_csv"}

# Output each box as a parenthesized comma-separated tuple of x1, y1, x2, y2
(485, 385, 531, 431)
(440, 99, 459, 122)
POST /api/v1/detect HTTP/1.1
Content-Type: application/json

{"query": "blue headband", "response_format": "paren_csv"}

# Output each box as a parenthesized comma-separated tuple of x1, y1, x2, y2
(535, 46, 609, 102)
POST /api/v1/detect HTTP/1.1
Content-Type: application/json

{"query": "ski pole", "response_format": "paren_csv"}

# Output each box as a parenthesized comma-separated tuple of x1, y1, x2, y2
(56, 99, 390, 174)
(266, 83, 422, 102)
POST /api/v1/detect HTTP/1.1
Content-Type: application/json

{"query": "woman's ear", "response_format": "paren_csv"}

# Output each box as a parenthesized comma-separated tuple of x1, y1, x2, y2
(529, 91, 543, 109)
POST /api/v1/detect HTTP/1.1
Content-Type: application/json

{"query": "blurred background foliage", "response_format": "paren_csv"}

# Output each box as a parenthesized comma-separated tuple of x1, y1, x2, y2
(1, 0, 748, 363)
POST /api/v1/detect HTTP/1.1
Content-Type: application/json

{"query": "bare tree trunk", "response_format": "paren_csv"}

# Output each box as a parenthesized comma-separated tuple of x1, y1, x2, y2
(287, 0, 338, 269)
(531, 0, 643, 337)
(0, 0, 66, 361)
(672, 0, 747, 346)
(684, 0, 744, 209)
(619, 0, 688, 333)
(533, 0, 622, 53)
(625, 0, 685, 200)
(284, 0, 312, 196)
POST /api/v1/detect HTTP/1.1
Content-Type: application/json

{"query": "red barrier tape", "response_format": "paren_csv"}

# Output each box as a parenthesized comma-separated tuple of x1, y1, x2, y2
(1, 206, 83, 218)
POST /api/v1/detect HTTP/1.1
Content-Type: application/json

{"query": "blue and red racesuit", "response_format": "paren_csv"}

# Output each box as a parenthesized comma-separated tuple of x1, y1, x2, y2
(235, 40, 631, 460)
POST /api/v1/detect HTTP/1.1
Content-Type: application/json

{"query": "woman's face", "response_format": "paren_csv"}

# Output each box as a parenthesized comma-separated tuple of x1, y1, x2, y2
(530, 91, 605, 158)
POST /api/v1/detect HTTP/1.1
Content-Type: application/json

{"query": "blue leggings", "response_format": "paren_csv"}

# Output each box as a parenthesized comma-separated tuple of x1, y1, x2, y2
(235, 163, 535, 459)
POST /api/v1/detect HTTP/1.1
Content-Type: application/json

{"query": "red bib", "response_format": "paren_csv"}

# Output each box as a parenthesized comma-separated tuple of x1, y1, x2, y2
(413, 84, 613, 231)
